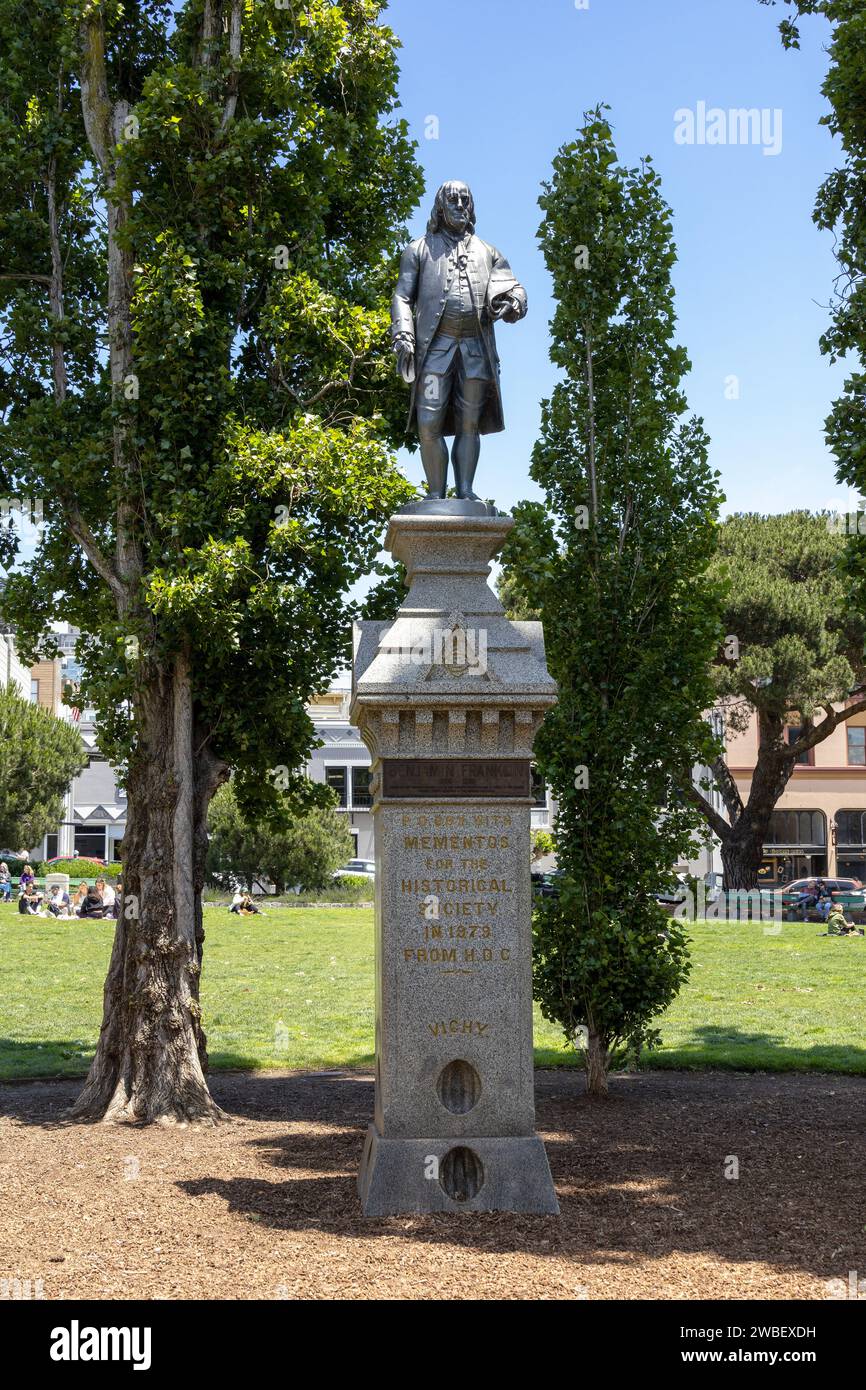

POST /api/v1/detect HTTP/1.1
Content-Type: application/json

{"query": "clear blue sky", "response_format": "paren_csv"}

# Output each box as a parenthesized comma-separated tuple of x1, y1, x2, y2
(386, 0, 856, 518)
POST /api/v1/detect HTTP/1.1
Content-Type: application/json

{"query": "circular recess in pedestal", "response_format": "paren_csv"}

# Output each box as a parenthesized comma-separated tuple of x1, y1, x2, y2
(436, 1059, 482, 1114)
(439, 1146, 484, 1203)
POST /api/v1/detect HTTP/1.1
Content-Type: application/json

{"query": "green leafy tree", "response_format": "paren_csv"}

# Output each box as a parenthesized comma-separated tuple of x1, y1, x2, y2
(501, 109, 723, 1095)
(0, 0, 421, 1122)
(0, 684, 86, 847)
(761, 2, 866, 608)
(206, 780, 352, 893)
(687, 512, 866, 886)
(496, 566, 539, 622)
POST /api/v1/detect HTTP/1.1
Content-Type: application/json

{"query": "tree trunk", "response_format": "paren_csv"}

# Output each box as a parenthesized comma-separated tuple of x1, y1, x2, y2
(721, 728, 796, 891)
(720, 824, 769, 891)
(71, 652, 226, 1125)
(584, 1028, 609, 1098)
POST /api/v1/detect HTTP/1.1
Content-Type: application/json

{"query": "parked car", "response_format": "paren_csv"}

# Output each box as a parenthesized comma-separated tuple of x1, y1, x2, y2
(760, 877, 866, 922)
(655, 873, 690, 910)
(654, 873, 725, 917)
(531, 870, 563, 899)
(44, 855, 107, 867)
(333, 859, 375, 880)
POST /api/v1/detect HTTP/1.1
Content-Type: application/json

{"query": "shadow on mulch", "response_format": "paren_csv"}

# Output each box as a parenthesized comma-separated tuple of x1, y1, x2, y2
(2, 1063, 864, 1285)
(169, 1065, 866, 1281)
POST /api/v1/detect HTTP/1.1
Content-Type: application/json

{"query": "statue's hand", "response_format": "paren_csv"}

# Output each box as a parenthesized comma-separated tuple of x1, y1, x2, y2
(394, 338, 416, 384)
(490, 292, 523, 323)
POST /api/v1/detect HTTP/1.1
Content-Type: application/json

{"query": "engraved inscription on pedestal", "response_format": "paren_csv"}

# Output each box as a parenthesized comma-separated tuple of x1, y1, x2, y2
(379, 799, 532, 1140)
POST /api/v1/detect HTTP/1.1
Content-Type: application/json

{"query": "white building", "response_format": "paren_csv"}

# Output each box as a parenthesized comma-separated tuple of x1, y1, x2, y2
(0, 626, 32, 699)
(680, 709, 727, 883)
(32, 627, 127, 863)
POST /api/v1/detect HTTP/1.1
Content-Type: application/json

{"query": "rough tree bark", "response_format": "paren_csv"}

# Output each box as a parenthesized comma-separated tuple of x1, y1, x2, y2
(62, 7, 235, 1123)
(72, 653, 228, 1124)
(584, 1026, 609, 1099)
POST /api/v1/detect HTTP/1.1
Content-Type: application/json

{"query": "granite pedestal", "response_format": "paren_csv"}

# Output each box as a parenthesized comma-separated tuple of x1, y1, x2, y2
(351, 509, 559, 1215)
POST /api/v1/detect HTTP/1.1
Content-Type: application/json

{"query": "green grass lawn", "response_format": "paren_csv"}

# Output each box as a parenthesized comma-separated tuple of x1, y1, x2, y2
(0, 905, 863, 1080)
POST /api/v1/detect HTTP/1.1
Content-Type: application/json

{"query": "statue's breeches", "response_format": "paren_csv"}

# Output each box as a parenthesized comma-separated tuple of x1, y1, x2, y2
(423, 331, 492, 382)
(416, 335, 493, 438)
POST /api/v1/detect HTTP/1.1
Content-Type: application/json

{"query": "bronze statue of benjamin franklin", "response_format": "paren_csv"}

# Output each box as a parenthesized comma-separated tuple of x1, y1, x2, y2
(391, 180, 527, 502)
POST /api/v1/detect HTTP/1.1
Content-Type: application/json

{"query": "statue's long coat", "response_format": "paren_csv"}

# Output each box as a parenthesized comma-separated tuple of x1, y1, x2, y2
(391, 231, 526, 437)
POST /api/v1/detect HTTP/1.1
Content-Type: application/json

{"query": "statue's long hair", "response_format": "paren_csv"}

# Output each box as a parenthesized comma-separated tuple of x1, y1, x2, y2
(427, 181, 476, 235)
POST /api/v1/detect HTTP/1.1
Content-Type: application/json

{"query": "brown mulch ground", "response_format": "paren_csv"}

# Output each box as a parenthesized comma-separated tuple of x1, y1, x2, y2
(0, 1068, 863, 1300)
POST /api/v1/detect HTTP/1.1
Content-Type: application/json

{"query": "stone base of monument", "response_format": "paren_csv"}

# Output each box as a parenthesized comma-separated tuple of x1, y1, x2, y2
(351, 506, 560, 1218)
(358, 1127, 559, 1216)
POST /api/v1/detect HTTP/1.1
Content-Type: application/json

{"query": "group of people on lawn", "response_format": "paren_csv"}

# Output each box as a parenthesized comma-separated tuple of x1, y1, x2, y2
(0, 862, 120, 920)
(793, 878, 863, 936)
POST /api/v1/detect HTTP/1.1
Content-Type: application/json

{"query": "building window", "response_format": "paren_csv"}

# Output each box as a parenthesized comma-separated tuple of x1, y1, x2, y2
(765, 809, 826, 848)
(847, 727, 866, 765)
(45, 834, 58, 860)
(837, 810, 866, 885)
(351, 766, 372, 808)
(30, 678, 39, 704)
(786, 726, 814, 766)
(325, 766, 348, 808)
(74, 825, 107, 860)
(837, 809, 866, 849)
(531, 767, 547, 809)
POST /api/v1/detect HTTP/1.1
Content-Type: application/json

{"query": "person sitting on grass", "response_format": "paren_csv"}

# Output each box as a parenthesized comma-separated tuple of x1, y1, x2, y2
(230, 888, 262, 916)
(79, 884, 104, 919)
(0, 862, 11, 901)
(18, 883, 42, 915)
(18, 864, 35, 895)
(46, 885, 71, 919)
(70, 882, 89, 916)
(826, 903, 864, 937)
(95, 878, 115, 915)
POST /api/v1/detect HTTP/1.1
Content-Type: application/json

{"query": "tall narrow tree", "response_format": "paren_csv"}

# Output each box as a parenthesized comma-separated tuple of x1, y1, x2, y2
(501, 109, 723, 1095)
(0, 0, 421, 1123)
